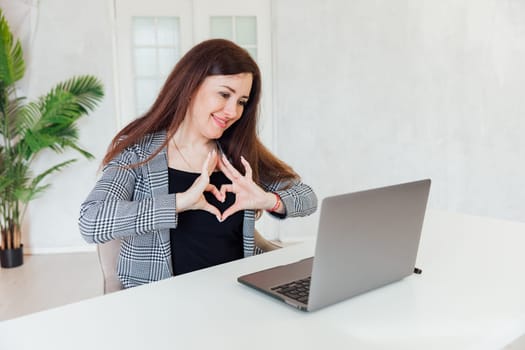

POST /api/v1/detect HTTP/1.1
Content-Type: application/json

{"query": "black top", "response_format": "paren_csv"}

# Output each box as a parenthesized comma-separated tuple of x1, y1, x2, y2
(169, 168, 244, 276)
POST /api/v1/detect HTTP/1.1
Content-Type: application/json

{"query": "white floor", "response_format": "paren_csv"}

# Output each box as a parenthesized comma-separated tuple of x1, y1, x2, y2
(0, 252, 103, 322)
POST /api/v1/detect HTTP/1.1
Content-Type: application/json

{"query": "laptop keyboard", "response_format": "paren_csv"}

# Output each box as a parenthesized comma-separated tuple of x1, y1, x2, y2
(271, 276, 311, 304)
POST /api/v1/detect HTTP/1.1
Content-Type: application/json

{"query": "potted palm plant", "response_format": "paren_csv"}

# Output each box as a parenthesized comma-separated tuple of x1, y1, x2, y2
(0, 10, 104, 267)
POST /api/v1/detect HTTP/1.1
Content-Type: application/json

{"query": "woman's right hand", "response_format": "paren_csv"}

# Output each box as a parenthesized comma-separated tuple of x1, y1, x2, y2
(175, 150, 225, 220)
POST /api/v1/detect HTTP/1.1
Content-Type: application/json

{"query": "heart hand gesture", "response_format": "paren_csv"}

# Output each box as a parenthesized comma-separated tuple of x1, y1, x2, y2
(175, 150, 225, 220)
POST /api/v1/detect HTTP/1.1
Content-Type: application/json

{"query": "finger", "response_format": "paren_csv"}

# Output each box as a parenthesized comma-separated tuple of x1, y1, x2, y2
(218, 156, 235, 180)
(240, 156, 252, 179)
(202, 203, 222, 220)
(221, 203, 242, 222)
(207, 149, 218, 175)
(206, 184, 225, 202)
(219, 184, 234, 199)
(221, 154, 241, 179)
(201, 151, 212, 175)
(190, 174, 208, 194)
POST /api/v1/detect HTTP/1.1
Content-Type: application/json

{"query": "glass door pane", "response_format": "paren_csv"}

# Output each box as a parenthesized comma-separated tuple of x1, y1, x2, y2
(131, 16, 181, 115)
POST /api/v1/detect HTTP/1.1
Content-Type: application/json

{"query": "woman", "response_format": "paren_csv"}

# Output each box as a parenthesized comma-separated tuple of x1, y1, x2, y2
(79, 39, 317, 288)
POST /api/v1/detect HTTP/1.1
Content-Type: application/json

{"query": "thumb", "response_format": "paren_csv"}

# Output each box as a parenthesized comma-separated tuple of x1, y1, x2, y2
(221, 203, 242, 222)
(205, 184, 225, 203)
(202, 203, 222, 221)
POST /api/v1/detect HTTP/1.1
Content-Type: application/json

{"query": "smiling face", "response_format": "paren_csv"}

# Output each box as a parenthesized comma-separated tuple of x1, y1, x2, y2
(184, 73, 253, 141)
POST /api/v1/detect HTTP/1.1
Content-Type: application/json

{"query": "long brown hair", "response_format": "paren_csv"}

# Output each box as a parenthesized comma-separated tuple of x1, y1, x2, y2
(103, 38, 298, 185)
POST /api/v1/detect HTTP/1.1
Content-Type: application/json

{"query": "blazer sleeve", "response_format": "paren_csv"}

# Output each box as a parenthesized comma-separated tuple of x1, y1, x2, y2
(78, 149, 176, 244)
(262, 178, 318, 219)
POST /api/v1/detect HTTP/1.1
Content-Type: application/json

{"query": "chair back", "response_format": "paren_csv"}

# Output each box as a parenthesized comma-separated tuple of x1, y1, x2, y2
(97, 239, 124, 294)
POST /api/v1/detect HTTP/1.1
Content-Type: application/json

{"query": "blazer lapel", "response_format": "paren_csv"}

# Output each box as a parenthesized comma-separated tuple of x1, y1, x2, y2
(145, 131, 172, 274)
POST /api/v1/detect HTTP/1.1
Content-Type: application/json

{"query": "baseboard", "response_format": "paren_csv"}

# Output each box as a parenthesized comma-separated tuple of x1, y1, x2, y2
(24, 245, 97, 255)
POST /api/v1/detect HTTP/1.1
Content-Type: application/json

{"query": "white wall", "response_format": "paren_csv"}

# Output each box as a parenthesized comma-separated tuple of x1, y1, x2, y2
(272, 0, 525, 240)
(3, 0, 524, 251)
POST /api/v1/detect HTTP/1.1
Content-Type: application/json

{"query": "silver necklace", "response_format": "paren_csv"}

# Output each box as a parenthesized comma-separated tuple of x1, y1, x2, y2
(171, 139, 217, 171)
(171, 139, 197, 171)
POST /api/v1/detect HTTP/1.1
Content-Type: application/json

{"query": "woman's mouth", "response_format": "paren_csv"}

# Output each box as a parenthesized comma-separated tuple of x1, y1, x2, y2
(211, 114, 228, 128)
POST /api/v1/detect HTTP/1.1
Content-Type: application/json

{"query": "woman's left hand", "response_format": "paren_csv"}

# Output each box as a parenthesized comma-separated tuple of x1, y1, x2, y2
(218, 155, 281, 221)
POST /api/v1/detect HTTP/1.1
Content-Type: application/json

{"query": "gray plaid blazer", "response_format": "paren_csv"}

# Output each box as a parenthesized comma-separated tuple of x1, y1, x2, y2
(79, 131, 317, 288)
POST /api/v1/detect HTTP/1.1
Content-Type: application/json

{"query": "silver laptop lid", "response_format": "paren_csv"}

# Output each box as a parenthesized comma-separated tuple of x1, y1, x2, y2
(307, 179, 431, 311)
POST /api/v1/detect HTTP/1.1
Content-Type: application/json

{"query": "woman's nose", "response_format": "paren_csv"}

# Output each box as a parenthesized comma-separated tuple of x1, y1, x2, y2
(223, 99, 238, 117)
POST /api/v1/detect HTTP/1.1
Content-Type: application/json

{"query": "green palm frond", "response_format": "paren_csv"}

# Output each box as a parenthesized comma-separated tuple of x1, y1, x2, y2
(0, 10, 25, 85)
(16, 101, 40, 134)
(2, 160, 30, 200)
(1, 93, 26, 138)
(60, 140, 95, 160)
(55, 75, 104, 113)
(16, 77, 104, 160)
(37, 88, 84, 128)
(0, 170, 16, 195)
(0, 177, 14, 195)
(0, 144, 4, 170)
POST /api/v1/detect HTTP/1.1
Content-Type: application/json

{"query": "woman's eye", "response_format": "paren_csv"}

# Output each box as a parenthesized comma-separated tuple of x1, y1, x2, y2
(219, 92, 230, 99)
(239, 100, 248, 107)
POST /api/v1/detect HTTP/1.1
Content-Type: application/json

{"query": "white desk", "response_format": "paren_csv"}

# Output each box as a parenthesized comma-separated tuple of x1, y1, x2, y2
(1, 210, 524, 349)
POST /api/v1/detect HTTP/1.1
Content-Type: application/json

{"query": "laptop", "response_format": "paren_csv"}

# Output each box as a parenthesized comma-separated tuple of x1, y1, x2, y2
(238, 179, 431, 312)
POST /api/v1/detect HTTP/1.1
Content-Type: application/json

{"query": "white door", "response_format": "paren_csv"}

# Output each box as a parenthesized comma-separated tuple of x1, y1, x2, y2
(114, 0, 193, 126)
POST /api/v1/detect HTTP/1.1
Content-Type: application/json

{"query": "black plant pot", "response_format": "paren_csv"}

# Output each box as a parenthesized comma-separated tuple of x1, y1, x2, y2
(0, 244, 24, 268)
